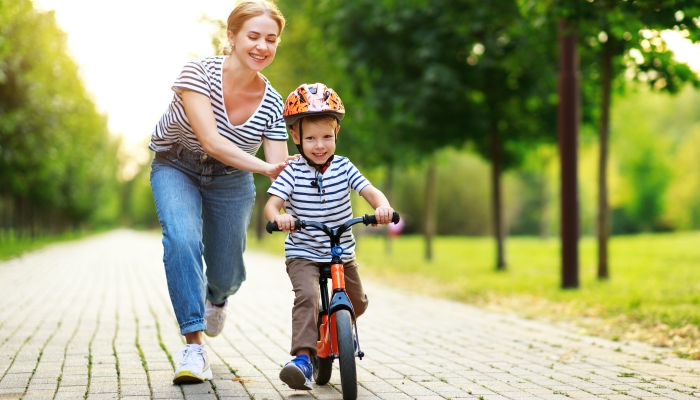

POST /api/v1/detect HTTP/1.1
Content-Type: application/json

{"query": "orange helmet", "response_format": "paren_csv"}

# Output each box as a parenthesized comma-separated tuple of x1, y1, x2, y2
(283, 83, 345, 126)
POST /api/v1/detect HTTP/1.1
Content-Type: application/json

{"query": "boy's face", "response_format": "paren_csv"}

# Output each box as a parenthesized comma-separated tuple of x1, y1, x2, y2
(291, 120, 340, 165)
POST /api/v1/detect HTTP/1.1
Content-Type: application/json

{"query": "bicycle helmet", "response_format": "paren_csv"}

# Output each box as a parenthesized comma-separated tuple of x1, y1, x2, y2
(283, 83, 345, 127)
(283, 83, 345, 172)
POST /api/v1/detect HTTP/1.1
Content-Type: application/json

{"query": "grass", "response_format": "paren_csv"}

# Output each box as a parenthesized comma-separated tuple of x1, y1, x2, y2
(248, 230, 700, 358)
(0, 230, 92, 261)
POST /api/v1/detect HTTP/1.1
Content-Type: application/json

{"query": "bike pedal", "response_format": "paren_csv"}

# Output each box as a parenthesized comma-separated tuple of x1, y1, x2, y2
(357, 351, 364, 360)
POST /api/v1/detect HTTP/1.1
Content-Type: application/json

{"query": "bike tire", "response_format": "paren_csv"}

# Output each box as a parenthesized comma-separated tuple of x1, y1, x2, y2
(312, 354, 333, 385)
(335, 309, 357, 400)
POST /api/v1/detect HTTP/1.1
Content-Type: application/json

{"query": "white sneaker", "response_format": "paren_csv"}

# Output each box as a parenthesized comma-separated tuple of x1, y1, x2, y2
(204, 299, 228, 337)
(173, 344, 212, 384)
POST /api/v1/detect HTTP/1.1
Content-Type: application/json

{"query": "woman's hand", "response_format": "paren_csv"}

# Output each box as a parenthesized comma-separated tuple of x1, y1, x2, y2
(263, 161, 288, 179)
(285, 154, 301, 163)
(274, 214, 298, 232)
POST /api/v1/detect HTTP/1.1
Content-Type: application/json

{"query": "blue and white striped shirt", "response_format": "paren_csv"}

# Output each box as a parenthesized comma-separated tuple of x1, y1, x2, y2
(149, 56, 288, 155)
(268, 156, 371, 262)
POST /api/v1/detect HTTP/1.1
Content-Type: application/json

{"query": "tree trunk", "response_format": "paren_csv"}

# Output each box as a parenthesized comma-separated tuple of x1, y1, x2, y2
(255, 195, 265, 241)
(558, 18, 580, 289)
(384, 161, 394, 254)
(597, 38, 612, 280)
(490, 127, 506, 270)
(424, 155, 437, 261)
(539, 168, 550, 239)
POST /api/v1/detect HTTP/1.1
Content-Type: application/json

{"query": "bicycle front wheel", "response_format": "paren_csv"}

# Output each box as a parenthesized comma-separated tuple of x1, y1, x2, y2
(335, 309, 357, 400)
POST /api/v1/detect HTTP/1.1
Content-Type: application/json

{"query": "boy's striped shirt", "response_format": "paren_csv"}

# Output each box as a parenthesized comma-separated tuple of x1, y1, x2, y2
(268, 156, 371, 262)
(149, 56, 288, 155)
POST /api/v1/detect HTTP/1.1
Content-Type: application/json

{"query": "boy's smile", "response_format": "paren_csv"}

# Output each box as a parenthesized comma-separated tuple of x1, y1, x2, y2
(292, 121, 339, 166)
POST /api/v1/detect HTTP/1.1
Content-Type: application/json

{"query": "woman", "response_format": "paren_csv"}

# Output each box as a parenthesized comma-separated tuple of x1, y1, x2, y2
(149, 0, 290, 384)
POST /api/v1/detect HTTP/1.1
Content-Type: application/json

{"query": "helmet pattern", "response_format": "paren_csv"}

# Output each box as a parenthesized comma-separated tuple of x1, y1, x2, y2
(283, 83, 345, 126)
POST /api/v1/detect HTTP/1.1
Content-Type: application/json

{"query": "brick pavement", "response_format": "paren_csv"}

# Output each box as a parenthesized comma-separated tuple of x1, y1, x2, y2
(0, 230, 698, 400)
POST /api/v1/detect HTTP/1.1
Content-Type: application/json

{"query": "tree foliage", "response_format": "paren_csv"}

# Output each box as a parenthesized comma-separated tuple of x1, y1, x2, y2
(0, 0, 122, 237)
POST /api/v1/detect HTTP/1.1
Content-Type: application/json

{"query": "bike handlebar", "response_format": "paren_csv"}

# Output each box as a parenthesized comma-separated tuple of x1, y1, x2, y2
(266, 212, 400, 235)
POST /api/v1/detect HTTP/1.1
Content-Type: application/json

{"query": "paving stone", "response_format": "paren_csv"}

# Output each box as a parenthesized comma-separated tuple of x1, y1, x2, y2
(0, 230, 699, 400)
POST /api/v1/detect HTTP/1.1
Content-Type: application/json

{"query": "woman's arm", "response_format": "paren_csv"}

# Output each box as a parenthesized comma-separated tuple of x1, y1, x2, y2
(262, 137, 288, 164)
(181, 90, 287, 178)
(262, 137, 298, 182)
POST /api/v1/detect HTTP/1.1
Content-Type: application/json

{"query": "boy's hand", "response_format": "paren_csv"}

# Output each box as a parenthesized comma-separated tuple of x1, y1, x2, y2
(274, 214, 298, 232)
(373, 206, 395, 225)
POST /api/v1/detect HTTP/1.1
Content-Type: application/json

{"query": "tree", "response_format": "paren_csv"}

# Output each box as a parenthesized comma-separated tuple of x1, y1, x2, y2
(329, 0, 559, 266)
(0, 0, 122, 237)
(568, 0, 700, 279)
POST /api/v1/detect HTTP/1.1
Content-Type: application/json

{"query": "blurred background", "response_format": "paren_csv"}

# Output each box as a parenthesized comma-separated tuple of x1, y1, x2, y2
(2, 0, 700, 356)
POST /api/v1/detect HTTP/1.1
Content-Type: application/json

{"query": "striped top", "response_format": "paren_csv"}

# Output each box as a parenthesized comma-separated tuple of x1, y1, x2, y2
(268, 156, 371, 262)
(149, 56, 288, 154)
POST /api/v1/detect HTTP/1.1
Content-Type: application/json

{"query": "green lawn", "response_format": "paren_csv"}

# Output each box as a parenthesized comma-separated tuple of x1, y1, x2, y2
(0, 230, 92, 261)
(249, 231, 700, 358)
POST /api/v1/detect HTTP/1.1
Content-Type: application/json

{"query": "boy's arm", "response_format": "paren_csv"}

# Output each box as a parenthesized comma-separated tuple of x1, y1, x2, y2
(264, 195, 297, 232)
(359, 185, 394, 225)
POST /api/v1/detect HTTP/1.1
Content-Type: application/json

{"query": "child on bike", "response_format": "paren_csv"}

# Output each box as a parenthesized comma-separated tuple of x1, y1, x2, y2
(264, 83, 394, 390)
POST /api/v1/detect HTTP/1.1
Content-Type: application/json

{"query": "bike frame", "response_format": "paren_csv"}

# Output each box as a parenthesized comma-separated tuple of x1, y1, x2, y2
(301, 218, 365, 360)
(266, 213, 399, 362)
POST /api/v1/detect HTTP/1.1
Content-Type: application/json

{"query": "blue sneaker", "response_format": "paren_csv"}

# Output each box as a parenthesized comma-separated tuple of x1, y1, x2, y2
(279, 355, 313, 390)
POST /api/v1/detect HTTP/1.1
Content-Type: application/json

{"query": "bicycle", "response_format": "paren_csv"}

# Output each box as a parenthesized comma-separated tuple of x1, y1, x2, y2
(266, 212, 400, 400)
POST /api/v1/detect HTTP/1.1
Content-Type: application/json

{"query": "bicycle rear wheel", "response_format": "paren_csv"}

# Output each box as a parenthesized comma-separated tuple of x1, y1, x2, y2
(335, 309, 357, 400)
(312, 355, 332, 385)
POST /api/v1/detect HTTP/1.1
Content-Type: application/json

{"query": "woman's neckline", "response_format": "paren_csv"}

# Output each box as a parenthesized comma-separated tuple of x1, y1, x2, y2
(219, 56, 269, 128)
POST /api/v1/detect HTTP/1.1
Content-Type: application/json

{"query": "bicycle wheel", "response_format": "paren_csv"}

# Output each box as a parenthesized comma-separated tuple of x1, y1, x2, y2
(312, 354, 332, 385)
(335, 309, 357, 400)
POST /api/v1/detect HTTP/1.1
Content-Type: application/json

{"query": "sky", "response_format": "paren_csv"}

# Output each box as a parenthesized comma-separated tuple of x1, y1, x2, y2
(32, 1, 700, 169)
(34, 0, 234, 167)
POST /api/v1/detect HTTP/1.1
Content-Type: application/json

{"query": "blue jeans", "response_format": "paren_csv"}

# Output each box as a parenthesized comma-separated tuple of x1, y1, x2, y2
(150, 144, 256, 335)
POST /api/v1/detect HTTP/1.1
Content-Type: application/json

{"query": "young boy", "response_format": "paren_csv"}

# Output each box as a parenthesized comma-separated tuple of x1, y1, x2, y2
(264, 83, 394, 390)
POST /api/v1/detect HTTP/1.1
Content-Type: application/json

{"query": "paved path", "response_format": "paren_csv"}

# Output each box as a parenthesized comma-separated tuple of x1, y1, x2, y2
(0, 230, 698, 400)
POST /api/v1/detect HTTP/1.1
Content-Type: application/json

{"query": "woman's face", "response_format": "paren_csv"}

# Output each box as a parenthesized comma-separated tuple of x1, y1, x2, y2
(228, 14, 279, 72)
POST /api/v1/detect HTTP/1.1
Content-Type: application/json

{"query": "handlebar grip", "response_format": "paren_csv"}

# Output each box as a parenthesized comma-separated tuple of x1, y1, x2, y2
(363, 212, 400, 225)
(266, 220, 302, 233)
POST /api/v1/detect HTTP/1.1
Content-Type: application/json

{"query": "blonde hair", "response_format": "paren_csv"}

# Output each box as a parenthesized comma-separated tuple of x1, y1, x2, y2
(292, 114, 339, 135)
(221, 0, 286, 55)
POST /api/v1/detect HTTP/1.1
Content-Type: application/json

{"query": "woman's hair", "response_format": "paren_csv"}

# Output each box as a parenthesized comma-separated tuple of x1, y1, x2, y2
(221, 0, 286, 55)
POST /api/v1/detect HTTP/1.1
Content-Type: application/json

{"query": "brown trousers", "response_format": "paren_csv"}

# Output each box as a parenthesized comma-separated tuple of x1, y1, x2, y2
(285, 258, 369, 356)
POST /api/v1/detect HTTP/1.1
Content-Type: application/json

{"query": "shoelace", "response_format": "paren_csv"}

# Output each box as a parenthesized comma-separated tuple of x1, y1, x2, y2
(177, 345, 202, 367)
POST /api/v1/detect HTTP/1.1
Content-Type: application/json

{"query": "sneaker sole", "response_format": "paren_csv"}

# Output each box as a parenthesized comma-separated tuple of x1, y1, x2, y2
(203, 330, 220, 337)
(173, 368, 213, 384)
(279, 365, 312, 390)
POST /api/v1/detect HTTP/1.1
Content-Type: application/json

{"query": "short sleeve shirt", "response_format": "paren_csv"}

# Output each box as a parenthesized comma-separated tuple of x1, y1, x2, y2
(267, 156, 371, 262)
(149, 56, 288, 154)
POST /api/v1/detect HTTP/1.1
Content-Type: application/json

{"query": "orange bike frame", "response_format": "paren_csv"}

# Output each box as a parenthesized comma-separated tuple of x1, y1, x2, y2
(331, 263, 345, 291)
(317, 262, 346, 358)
